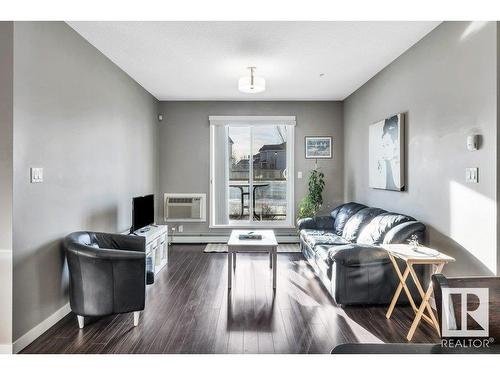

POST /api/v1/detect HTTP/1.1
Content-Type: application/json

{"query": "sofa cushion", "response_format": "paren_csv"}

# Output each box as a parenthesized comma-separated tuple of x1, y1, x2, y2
(330, 205, 342, 221)
(332, 202, 367, 236)
(342, 207, 387, 242)
(357, 213, 415, 245)
(383, 221, 426, 244)
(300, 229, 349, 249)
(297, 215, 335, 230)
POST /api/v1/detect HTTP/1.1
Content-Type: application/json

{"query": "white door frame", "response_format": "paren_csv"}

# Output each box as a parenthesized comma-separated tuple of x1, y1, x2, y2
(209, 116, 295, 228)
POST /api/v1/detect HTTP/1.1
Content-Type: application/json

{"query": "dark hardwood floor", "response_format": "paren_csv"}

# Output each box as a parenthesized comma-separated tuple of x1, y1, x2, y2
(22, 244, 439, 354)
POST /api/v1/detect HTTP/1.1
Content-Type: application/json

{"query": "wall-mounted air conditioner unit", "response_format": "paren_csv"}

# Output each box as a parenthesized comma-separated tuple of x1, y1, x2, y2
(164, 193, 206, 222)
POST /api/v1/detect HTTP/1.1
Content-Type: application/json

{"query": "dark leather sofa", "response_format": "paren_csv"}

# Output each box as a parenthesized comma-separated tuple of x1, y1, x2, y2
(298, 202, 426, 305)
(64, 231, 147, 328)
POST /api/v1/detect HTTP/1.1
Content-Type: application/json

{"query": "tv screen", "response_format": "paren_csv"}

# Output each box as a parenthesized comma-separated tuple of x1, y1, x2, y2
(132, 194, 154, 232)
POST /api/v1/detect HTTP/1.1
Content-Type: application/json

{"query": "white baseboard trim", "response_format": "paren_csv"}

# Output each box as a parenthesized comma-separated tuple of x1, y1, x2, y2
(171, 235, 299, 244)
(13, 302, 71, 354)
(0, 344, 13, 354)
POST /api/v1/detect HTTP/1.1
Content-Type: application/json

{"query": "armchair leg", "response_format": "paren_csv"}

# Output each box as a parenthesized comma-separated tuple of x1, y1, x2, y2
(133, 311, 140, 326)
(77, 315, 84, 329)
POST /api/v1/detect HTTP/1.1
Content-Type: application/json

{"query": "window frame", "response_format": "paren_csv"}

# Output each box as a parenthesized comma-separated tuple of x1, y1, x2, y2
(209, 116, 295, 229)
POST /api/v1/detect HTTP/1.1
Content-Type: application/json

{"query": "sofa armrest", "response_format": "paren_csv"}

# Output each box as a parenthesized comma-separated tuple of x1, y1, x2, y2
(329, 244, 390, 266)
(382, 221, 426, 244)
(297, 217, 316, 230)
(297, 215, 335, 230)
(76, 246, 146, 261)
(95, 232, 146, 252)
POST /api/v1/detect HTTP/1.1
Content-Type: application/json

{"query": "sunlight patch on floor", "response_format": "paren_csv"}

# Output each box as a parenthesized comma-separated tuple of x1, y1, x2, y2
(286, 269, 321, 307)
(334, 308, 383, 344)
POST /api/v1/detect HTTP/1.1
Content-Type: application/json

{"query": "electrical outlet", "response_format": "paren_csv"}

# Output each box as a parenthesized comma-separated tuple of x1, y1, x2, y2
(178, 225, 183, 232)
(466, 167, 479, 183)
(297, 171, 303, 179)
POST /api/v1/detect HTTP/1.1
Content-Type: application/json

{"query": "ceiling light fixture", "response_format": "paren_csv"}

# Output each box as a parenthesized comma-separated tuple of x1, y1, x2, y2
(238, 67, 265, 93)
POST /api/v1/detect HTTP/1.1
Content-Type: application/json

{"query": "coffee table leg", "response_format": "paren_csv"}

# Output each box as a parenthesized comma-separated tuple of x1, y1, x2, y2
(269, 252, 272, 268)
(272, 247, 277, 289)
(228, 250, 232, 289)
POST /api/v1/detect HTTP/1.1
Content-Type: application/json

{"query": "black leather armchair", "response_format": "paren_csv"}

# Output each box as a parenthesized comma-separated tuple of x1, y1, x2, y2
(432, 274, 500, 341)
(64, 231, 147, 328)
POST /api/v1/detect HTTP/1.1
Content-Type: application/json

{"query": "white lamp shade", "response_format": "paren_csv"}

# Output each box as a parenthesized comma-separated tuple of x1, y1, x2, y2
(238, 75, 266, 93)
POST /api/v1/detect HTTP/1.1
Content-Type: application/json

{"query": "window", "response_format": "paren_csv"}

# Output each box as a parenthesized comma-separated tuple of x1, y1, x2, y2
(209, 116, 295, 227)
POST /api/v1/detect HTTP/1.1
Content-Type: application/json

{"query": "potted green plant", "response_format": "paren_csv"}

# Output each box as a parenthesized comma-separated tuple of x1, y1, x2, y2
(297, 168, 325, 219)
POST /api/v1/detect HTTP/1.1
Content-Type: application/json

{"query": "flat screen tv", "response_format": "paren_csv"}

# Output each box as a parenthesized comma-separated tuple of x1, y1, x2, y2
(132, 194, 154, 232)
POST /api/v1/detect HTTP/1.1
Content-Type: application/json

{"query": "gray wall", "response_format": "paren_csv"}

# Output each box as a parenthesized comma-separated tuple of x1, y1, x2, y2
(344, 21, 497, 276)
(0, 21, 13, 352)
(158, 101, 343, 235)
(12, 22, 159, 341)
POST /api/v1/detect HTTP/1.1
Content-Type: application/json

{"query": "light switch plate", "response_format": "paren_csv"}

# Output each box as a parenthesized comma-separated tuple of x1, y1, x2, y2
(298, 171, 303, 179)
(466, 167, 478, 183)
(30, 167, 43, 183)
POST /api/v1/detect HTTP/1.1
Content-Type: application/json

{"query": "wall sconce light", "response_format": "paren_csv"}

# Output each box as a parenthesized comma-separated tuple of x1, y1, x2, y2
(466, 134, 479, 151)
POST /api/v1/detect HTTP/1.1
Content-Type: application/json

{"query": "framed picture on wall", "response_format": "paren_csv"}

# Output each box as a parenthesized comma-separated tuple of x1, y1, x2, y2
(305, 136, 332, 159)
(369, 113, 405, 191)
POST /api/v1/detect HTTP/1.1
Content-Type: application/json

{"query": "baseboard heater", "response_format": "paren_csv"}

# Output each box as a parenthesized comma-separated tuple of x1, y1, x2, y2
(170, 233, 299, 244)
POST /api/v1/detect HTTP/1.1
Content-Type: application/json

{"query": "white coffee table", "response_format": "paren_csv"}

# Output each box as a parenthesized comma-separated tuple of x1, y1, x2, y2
(227, 230, 278, 290)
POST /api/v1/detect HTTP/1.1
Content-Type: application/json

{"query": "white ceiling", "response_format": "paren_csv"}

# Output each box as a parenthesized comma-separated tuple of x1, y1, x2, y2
(67, 21, 440, 101)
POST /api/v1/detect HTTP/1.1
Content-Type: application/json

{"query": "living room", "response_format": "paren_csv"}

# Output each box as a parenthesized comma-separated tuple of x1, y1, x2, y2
(1, 1, 500, 371)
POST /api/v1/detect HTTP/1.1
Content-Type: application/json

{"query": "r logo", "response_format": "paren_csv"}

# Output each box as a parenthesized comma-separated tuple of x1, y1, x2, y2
(441, 287, 489, 337)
